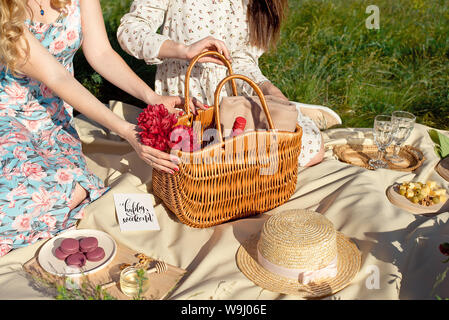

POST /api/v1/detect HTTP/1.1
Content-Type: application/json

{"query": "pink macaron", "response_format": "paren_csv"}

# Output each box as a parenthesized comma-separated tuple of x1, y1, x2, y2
(65, 252, 87, 268)
(60, 238, 80, 255)
(85, 247, 105, 262)
(79, 237, 98, 253)
(54, 247, 70, 260)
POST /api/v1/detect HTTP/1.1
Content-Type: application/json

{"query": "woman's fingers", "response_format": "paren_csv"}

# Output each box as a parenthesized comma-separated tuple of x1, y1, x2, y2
(188, 36, 231, 64)
(211, 38, 231, 61)
(198, 56, 225, 65)
(191, 97, 207, 110)
(139, 146, 180, 172)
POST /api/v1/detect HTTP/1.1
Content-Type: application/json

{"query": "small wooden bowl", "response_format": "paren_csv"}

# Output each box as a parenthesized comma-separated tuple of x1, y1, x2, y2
(386, 183, 447, 215)
(436, 157, 449, 182)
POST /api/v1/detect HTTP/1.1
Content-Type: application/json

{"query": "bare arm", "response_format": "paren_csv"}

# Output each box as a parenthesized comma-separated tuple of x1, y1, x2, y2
(80, 0, 178, 107)
(17, 29, 178, 174)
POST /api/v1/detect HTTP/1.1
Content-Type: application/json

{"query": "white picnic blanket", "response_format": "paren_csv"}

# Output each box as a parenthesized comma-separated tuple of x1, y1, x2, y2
(1, 101, 449, 300)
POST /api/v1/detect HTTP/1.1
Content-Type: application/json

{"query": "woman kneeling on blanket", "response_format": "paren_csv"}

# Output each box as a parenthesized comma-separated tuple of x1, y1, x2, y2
(0, 0, 220, 256)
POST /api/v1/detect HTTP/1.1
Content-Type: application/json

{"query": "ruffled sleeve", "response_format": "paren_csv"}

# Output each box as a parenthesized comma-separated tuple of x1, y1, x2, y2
(117, 0, 170, 65)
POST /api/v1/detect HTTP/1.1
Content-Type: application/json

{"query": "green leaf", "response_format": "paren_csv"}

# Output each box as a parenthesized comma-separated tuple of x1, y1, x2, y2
(429, 129, 441, 145)
(440, 136, 449, 159)
(428, 129, 449, 159)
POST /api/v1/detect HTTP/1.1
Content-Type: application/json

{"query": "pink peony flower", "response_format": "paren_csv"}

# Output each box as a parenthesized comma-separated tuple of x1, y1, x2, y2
(57, 133, 79, 147)
(0, 243, 12, 257)
(137, 104, 178, 152)
(49, 40, 66, 55)
(11, 214, 32, 232)
(55, 168, 73, 184)
(4, 82, 28, 102)
(28, 187, 58, 216)
(38, 213, 57, 229)
(13, 147, 27, 161)
(66, 30, 78, 46)
(169, 125, 201, 152)
(21, 162, 47, 181)
(23, 119, 41, 132)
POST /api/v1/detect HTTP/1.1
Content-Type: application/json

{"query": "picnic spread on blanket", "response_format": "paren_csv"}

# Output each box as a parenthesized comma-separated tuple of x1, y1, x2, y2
(1, 52, 449, 300)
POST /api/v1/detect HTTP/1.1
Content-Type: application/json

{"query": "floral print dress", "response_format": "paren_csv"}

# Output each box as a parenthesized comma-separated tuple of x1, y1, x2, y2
(0, 0, 108, 257)
(117, 0, 323, 166)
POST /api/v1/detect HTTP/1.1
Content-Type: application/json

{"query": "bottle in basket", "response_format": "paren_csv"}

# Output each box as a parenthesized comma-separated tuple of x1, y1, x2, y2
(230, 117, 247, 137)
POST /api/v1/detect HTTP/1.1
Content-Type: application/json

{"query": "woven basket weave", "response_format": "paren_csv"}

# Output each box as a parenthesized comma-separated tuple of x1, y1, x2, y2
(152, 51, 303, 228)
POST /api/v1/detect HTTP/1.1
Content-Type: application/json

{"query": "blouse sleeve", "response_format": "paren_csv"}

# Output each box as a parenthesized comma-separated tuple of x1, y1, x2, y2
(116, 0, 170, 65)
(231, 45, 270, 92)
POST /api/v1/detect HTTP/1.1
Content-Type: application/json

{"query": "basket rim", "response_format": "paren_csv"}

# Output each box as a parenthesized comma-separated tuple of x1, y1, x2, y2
(172, 123, 303, 157)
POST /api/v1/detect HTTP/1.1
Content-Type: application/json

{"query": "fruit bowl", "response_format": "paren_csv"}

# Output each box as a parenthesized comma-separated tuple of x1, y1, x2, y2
(386, 181, 448, 214)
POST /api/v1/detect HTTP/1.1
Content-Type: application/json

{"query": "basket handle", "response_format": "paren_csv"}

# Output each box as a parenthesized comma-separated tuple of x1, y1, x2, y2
(184, 51, 238, 119)
(213, 74, 276, 143)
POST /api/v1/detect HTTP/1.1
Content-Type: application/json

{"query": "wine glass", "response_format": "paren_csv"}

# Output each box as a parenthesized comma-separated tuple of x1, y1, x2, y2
(386, 111, 416, 163)
(369, 115, 395, 169)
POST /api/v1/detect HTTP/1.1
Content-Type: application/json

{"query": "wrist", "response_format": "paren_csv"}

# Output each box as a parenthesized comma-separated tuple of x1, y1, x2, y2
(144, 89, 159, 105)
(116, 120, 137, 142)
(159, 40, 188, 60)
(176, 42, 189, 60)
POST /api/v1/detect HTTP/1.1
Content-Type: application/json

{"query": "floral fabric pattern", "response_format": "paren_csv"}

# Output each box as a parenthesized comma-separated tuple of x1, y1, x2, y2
(0, 0, 108, 257)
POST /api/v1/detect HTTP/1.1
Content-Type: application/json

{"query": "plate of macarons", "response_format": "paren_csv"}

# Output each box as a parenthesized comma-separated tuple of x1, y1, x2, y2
(38, 229, 117, 277)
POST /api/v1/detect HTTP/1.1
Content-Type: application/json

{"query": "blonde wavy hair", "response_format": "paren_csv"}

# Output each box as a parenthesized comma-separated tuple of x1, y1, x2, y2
(0, 0, 71, 73)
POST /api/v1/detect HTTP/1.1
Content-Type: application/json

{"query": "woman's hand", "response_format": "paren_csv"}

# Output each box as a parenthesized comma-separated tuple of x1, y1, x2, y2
(122, 122, 180, 174)
(146, 94, 207, 116)
(183, 36, 232, 64)
(159, 36, 231, 65)
(259, 81, 289, 101)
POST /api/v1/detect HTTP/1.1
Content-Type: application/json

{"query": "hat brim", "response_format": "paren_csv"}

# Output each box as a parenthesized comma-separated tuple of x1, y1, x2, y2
(236, 232, 361, 298)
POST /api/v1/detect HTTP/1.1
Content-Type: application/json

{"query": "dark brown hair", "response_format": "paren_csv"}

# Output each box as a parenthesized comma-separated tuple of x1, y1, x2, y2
(247, 0, 288, 50)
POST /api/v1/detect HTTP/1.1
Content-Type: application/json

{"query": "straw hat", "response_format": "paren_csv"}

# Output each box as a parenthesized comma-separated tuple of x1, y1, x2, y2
(236, 209, 361, 298)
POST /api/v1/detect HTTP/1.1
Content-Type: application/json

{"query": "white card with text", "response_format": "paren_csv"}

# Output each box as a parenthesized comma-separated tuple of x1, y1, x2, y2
(113, 193, 160, 232)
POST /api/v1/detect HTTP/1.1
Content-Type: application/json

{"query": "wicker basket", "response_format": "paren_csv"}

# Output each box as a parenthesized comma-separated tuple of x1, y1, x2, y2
(152, 51, 303, 228)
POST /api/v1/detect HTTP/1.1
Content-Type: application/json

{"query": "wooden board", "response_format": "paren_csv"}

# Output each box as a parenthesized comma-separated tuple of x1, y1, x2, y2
(23, 242, 186, 300)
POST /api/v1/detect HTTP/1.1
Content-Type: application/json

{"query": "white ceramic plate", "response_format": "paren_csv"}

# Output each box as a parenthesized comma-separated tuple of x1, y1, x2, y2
(386, 183, 446, 215)
(38, 229, 117, 277)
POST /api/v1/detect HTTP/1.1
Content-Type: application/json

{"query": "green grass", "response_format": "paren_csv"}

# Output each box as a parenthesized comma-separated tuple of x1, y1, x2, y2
(75, 0, 449, 129)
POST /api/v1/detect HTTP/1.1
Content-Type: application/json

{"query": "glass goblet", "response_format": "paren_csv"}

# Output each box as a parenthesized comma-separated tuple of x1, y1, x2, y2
(386, 111, 416, 163)
(369, 115, 395, 169)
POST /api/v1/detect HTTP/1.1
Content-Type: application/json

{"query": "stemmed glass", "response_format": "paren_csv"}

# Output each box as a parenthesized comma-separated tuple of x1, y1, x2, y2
(369, 115, 395, 169)
(386, 111, 416, 163)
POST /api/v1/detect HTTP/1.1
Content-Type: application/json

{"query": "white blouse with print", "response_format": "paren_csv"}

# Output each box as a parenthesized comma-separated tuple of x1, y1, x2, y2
(117, 0, 270, 104)
(117, 0, 323, 166)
